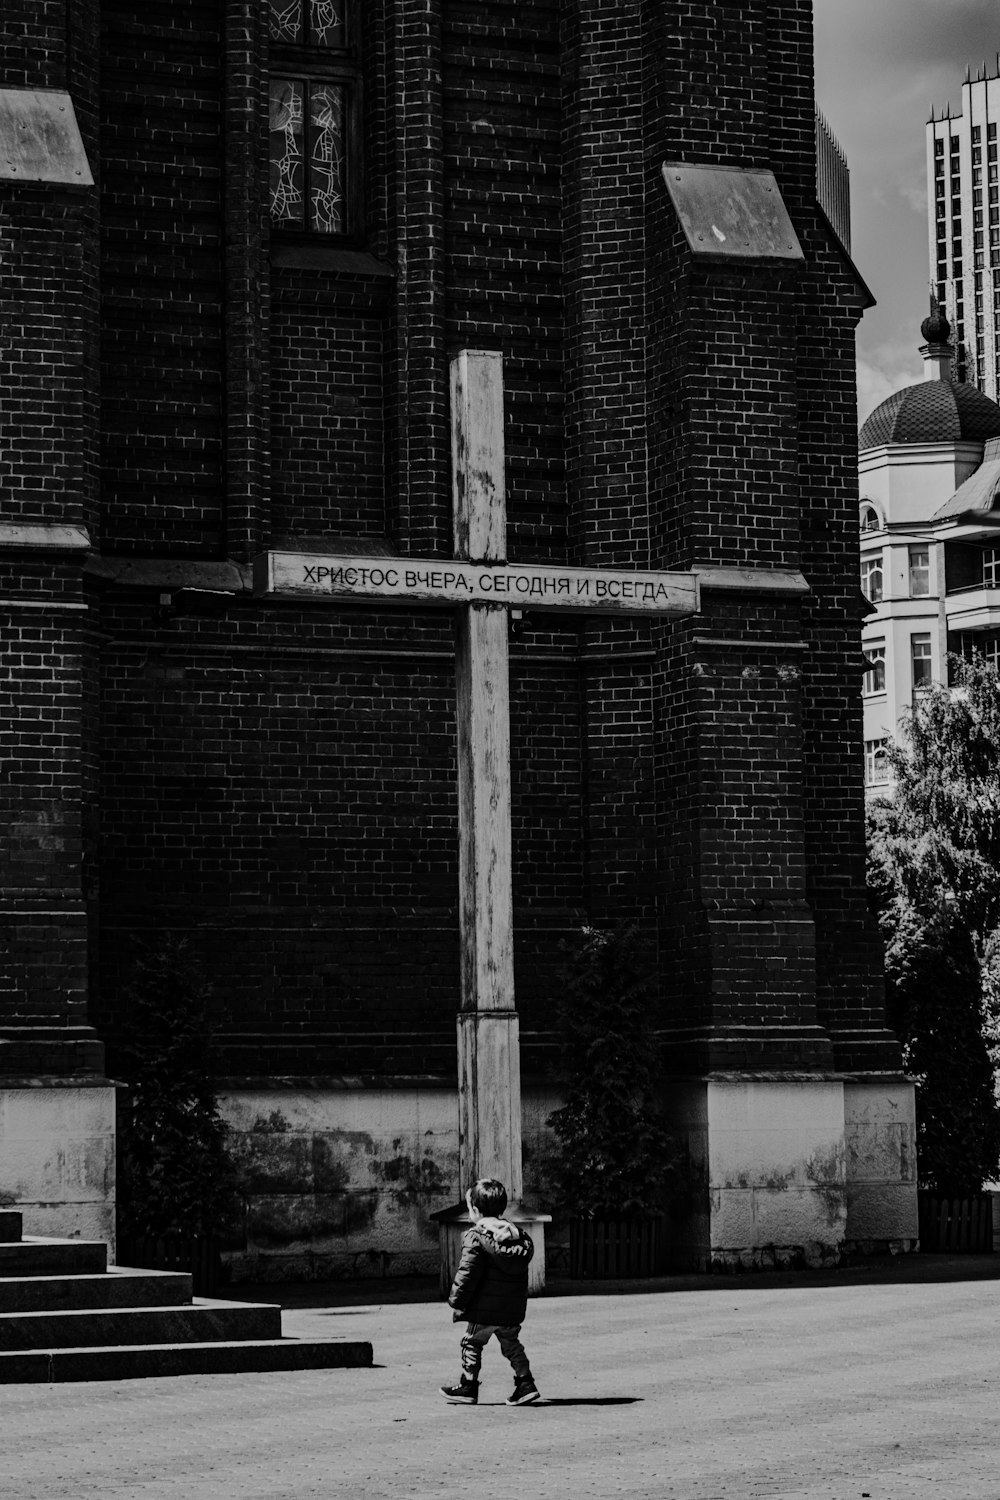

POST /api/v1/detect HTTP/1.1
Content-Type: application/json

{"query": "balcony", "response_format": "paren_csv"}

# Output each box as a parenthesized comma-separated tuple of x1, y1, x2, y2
(944, 584, 1000, 631)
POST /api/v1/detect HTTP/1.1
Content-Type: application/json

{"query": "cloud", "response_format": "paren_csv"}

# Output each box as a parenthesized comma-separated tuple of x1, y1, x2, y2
(813, 0, 998, 413)
(856, 351, 923, 427)
(899, 180, 927, 215)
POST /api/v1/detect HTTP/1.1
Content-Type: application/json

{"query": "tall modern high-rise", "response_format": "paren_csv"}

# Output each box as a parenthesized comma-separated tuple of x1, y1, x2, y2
(927, 69, 1000, 399)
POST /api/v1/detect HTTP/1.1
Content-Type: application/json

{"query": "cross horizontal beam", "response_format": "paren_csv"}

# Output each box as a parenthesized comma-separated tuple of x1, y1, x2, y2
(255, 552, 699, 619)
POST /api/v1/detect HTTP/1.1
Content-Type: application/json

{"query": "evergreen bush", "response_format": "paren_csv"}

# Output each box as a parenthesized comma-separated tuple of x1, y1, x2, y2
(547, 922, 681, 1220)
(116, 937, 243, 1240)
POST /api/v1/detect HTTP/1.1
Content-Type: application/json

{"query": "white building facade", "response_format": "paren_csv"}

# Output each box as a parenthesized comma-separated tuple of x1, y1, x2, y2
(860, 316, 1000, 793)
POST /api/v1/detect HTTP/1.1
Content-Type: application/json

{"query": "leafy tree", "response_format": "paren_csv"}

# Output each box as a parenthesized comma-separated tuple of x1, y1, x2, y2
(547, 922, 682, 1219)
(868, 654, 1000, 1193)
(116, 937, 243, 1239)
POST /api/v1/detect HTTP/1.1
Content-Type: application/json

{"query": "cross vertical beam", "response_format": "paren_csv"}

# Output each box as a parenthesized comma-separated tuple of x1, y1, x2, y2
(451, 349, 523, 1203)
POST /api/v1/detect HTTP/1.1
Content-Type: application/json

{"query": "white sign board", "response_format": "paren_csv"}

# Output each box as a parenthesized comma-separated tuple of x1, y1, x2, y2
(255, 552, 699, 619)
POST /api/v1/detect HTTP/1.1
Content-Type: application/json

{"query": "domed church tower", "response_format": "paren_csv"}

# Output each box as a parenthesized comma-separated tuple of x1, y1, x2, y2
(859, 312, 1000, 792)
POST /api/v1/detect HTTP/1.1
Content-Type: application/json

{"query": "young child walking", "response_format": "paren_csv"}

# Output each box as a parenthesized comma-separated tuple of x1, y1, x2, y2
(440, 1177, 540, 1406)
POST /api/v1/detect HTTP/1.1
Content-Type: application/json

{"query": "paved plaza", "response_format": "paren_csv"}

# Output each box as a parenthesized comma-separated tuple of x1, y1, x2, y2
(4, 1258, 1000, 1500)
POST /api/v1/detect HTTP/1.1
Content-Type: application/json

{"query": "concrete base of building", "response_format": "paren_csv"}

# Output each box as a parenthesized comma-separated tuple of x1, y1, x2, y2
(0, 1075, 919, 1283)
(218, 1083, 560, 1284)
(666, 1074, 918, 1271)
(0, 1080, 116, 1252)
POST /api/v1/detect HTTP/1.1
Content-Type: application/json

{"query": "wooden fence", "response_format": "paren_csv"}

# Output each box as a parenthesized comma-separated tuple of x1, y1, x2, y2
(117, 1234, 225, 1296)
(917, 1193, 994, 1253)
(569, 1218, 663, 1279)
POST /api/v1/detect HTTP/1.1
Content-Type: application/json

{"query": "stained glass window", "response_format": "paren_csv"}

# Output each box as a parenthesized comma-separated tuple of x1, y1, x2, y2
(268, 0, 356, 236)
(310, 1, 345, 48)
(309, 83, 345, 232)
(269, 0, 346, 49)
(269, 79, 346, 232)
(269, 80, 304, 224)
(270, 0, 302, 44)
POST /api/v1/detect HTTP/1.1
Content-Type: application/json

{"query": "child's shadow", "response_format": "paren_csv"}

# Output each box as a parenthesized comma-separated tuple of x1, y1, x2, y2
(509, 1397, 641, 1407)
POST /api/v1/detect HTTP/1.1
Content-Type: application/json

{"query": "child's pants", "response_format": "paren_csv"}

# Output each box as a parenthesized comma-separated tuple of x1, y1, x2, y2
(460, 1323, 531, 1381)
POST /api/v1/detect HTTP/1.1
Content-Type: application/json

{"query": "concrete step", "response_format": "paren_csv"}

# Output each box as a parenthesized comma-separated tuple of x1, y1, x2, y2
(0, 1336, 374, 1383)
(0, 1238, 107, 1278)
(0, 1213, 22, 1243)
(0, 1266, 192, 1315)
(0, 1298, 282, 1351)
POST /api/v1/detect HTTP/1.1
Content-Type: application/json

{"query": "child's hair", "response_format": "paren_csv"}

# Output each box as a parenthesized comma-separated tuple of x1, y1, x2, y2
(467, 1178, 508, 1216)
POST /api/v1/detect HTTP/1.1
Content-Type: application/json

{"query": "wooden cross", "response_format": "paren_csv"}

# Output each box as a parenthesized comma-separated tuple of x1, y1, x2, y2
(256, 350, 699, 1283)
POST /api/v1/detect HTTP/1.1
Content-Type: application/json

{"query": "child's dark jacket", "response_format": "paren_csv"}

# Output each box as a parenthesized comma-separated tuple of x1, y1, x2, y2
(448, 1216, 534, 1326)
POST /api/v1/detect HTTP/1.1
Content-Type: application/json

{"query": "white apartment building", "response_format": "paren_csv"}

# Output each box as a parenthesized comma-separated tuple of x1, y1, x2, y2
(927, 68, 1000, 399)
(860, 314, 1000, 794)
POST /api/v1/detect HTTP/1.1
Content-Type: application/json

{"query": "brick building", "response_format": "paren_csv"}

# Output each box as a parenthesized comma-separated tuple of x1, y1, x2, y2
(1, 0, 917, 1276)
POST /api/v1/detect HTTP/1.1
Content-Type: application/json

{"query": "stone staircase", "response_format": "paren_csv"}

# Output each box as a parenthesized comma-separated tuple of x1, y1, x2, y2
(0, 1211, 372, 1382)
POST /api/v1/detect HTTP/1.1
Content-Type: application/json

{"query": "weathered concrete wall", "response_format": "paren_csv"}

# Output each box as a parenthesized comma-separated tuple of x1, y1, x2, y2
(219, 1084, 562, 1282)
(667, 1076, 917, 1271)
(0, 1084, 115, 1249)
(844, 1079, 919, 1250)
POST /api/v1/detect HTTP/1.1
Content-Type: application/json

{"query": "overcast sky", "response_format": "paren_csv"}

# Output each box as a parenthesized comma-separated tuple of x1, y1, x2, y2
(813, 0, 1000, 423)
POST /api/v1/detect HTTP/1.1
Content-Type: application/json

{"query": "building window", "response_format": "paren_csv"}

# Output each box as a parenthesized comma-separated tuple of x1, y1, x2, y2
(935, 137, 945, 157)
(909, 545, 930, 596)
(911, 633, 933, 690)
(268, 0, 360, 236)
(861, 555, 883, 604)
(860, 503, 880, 533)
(863, 642, 886, 696)
(973, 126, 982, 144)
(865, 739, 890, 786)
(270, 79, 350, 230)
(952, 630, 1000, 673)
(270, 0, 346, 45)
(983, 546, 1000, 586)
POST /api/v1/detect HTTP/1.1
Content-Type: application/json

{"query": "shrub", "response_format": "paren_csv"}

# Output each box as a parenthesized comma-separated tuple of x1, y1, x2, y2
(546, 922, 682, 1219)
(116, 937, 243, 1240)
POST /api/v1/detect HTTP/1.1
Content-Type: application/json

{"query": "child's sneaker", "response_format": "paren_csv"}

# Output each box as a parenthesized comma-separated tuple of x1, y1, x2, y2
(506, 1375, 540, 1406)
(440, 1376, 479, 1404)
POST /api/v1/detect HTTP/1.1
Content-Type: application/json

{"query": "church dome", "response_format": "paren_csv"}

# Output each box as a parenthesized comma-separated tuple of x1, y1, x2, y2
(859, 378, 1000, 450)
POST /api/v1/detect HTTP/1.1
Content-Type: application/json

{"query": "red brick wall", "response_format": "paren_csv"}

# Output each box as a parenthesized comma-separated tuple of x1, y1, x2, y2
(0, 1, 104, 1075)
(100, 2, 226, 555)
(1, 0, 901, 1085)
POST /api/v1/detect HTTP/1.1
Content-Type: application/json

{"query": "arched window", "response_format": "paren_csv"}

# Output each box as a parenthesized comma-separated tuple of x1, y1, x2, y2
(859, 502, 881, 533)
